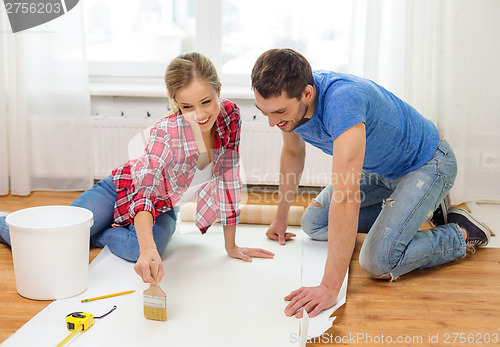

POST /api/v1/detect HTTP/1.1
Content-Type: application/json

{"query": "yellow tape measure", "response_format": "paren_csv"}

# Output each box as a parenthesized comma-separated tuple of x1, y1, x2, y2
(56, 306, 116, 347)
(66, 312, 94, 332)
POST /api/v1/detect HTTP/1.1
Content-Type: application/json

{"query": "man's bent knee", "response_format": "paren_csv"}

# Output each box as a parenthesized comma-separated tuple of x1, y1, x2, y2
(302, 227, 329, 241)
(359, 246, 394, 279)
(301, 206, 328, 241)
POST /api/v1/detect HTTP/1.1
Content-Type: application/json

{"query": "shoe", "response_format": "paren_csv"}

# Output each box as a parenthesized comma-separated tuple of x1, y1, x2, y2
(0, 212, 10, 245)
(447, 207, 491, 246)
(430, 193, 451, 226)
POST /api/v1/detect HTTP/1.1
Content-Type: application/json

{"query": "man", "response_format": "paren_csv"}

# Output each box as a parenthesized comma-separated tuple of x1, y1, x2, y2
(251, 48, 491, 318)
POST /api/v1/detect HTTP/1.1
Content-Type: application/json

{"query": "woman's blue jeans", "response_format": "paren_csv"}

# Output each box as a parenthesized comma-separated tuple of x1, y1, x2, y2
(300, 139, 465, 279)
(0, 176, 177, 262)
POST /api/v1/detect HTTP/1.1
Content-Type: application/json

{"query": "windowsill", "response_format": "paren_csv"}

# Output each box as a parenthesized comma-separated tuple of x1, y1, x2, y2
(89, 83, 166, 98)
(89, 83, 255, 100)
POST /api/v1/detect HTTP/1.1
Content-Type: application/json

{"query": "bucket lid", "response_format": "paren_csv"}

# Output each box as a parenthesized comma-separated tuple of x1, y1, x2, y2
(6, 205, 93, 230)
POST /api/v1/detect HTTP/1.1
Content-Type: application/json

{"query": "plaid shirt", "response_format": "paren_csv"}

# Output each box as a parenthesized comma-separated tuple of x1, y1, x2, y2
(111, 99, 241, 233)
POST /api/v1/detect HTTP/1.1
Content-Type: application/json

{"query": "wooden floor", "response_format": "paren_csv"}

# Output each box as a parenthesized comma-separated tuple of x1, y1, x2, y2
(310, 235, 500, 346)
(0, 191, 93, 343)
(1, 191, 500, 346)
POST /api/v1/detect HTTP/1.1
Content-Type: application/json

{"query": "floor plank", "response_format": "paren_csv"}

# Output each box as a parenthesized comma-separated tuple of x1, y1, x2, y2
(0, 191, 98, 343)
(308, 235, 500, 346)
(0, 190, 313, 343)
(1, 191, 499, 346)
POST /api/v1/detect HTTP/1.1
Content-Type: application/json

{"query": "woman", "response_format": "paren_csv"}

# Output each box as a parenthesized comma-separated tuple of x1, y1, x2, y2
(0, 52, 274, 283)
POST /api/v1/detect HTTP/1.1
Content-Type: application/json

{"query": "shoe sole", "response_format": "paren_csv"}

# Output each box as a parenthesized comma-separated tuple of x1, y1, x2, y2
(448, 207, 491, 246)
(441, 194, 451, 224)
(430, 194, 451, 226)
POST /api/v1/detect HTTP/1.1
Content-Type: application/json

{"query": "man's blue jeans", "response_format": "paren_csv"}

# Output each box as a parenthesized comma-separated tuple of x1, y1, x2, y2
(300, 139, 465, 279)
(0, 176, 177, 262)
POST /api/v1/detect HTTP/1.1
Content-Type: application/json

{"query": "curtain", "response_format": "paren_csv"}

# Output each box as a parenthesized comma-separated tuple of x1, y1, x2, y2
(0, 3, 92, 196)
(350, 0, 500, 204)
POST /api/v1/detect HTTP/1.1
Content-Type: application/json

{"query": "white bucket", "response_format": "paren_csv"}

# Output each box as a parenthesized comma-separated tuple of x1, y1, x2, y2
(6, 206, 93, 300)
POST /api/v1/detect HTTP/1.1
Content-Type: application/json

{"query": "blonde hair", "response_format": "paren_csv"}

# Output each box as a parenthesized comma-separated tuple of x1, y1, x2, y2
(165, 52, 220, 113)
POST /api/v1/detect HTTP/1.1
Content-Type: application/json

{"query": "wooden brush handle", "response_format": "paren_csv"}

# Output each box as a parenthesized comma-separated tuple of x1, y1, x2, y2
(144, 283, 166, 297)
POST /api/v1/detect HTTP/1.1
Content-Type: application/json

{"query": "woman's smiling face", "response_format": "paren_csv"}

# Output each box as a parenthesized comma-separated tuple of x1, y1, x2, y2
(175, 78, 221, 133)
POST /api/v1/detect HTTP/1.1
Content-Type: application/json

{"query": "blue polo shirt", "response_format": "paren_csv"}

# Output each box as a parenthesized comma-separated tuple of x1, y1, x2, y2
(294, 71, 439, 179)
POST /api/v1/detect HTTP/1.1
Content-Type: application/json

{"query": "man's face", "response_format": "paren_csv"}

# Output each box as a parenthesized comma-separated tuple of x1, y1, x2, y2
(254, 91, 308, 132)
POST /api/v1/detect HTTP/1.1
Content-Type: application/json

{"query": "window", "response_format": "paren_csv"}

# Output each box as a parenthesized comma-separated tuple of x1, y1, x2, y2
(220, 0, 352, 86)
(84, 0, 196, 78)
(83, 0, 352, 88)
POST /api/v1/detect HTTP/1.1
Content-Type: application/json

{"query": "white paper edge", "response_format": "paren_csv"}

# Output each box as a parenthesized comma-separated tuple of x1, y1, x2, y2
(299, 235, 349, 339)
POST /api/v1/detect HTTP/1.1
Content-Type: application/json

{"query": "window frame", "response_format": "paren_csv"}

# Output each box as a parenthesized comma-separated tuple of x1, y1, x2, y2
(87, 0, 236, 85)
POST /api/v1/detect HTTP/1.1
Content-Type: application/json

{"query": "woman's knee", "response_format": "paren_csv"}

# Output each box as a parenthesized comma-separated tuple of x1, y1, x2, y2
(108, 242, 141, 262)
(91, 226, 142, 262)
(117, 231, 172, 263)
(153, 210, 177, 252)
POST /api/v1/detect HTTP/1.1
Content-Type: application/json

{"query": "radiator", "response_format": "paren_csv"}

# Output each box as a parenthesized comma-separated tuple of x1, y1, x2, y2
(92, 118, 331, 187)
(239, 122, 331, 187)
(91, 117, 156, 179)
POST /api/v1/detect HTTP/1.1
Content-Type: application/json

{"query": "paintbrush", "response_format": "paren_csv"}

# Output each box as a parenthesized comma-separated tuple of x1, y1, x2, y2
(143, 283, 167, 321)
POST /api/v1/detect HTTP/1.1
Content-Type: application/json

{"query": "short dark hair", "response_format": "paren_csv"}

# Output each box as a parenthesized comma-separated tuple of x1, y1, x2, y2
(251, 48, 314, 100)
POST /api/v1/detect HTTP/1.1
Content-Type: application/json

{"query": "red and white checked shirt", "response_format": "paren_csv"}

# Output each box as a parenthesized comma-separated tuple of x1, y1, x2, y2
(111, 98, 241, 234)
